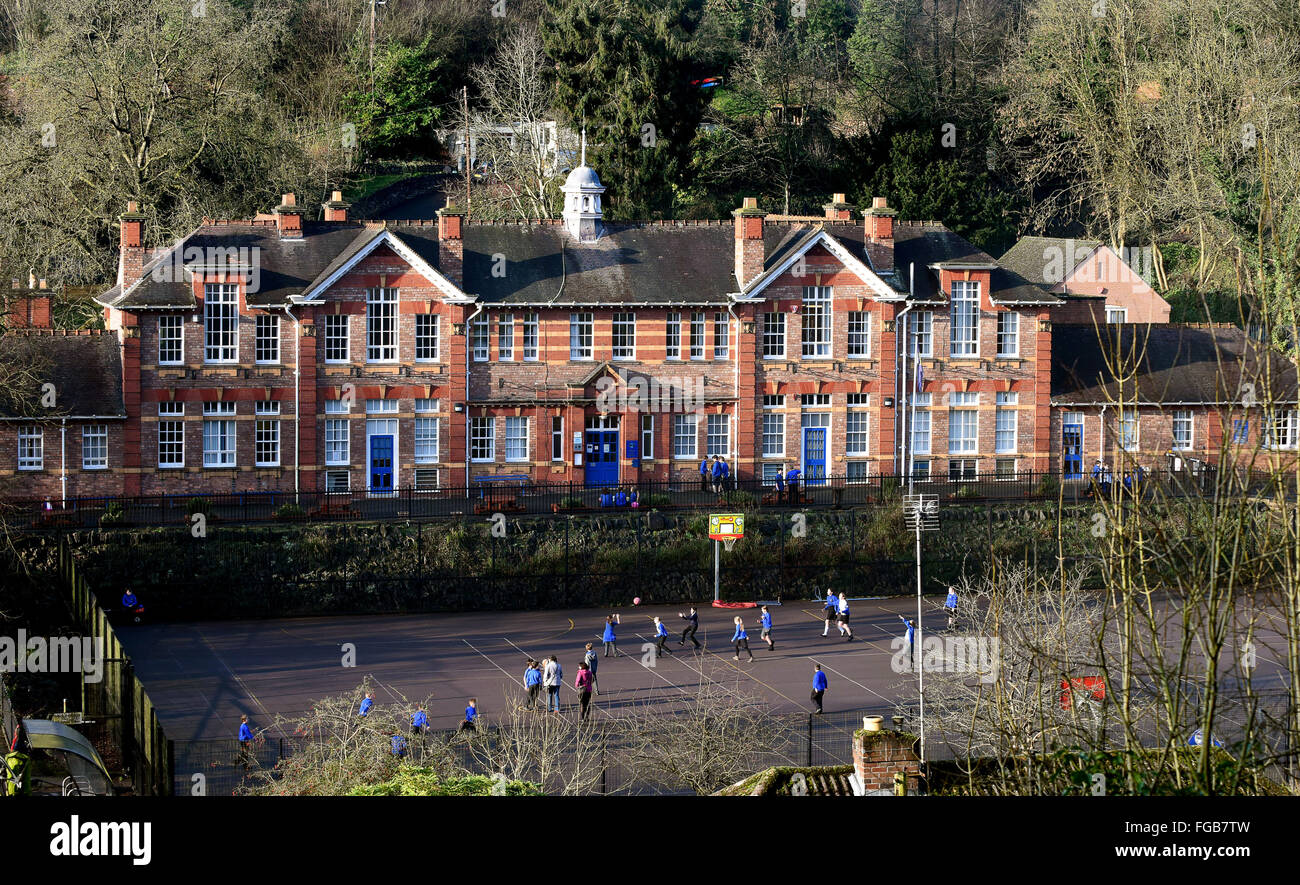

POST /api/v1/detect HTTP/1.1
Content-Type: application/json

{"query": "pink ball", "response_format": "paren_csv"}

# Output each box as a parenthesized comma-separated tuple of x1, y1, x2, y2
(633, 597, 641, 605)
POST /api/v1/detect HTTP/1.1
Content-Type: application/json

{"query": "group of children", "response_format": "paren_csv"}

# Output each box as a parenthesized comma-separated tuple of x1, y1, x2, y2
(698, 455, 733, 494)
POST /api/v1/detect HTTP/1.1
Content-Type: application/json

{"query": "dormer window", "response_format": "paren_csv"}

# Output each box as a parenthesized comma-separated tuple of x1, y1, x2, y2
(204, 283, 239, 363)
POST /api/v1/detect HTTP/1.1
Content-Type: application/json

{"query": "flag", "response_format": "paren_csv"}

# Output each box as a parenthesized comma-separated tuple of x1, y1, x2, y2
(915, 362, 924, 394)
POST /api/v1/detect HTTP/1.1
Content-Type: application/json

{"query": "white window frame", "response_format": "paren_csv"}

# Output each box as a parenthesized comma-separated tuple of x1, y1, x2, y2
(415, 314, 440, 362)
(995, 392, 1018, 454)
(1172, 410, 1193, 451)
(255, 314, 280, 364)
(203, 283, 239, 363)
(706, 413, 730, 457)
(414, 405, 440, 465)
(845, 395, 870, 456)
(472, 316, 490, 362)
(366, 287, 399, 363)
(911, 405, 932, 456)
(689, 312, 706, 360)
(470, 417, 495, 462)
(1106, 306, 1128, 324)
(847, 311, 871, 358)
(324, 315, 350, 363)
(666, 312, 682, 360)
(569, 312, 593, 361)
(762, 412, 785, 458)
(713, 313, 729, 359)
(158, 315, 184, 365)
(801, 286, 832, 358)
(522, 313, 540, 361)
(613, 312, 636, 361)
(255, 416, 280, 467)
(948, 458, 978, 481)
(995, 458, 1018, 481)
(949, 280, 979, 358)
(673, 413, 698, 459)
(505, 416, 529, 463)
(498, 313, 515, 362)
(202, 401, 237, 468)
(996, 311, 1019, 358)
(365, 399, 399, 414)
(551, 416, 564, 462)
(1264, 410, 1299, 450)
(17, 426, 42, 471)
(1119, 412, 1139, 452)
(325, 418, 350, 466)
(81, 424, 108, 470)
(641, 414, 654, 460)
(948, 406, 978, 454)
(762, 312, 785, 359)
(909, 311, 933, 358)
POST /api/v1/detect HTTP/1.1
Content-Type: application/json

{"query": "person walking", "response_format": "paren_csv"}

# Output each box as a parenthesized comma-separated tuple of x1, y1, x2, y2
(602, 614, 620, 657)
(837, 592, 854, 641)
(460, 699, 478, 732)
(678, 606, 701, 649)
(238, 714, 254, 769)
(759, 605, 775, 651)
(711, 455, 724, 495)
(653, 616, 674, 656)
(731, 616, 754, 662)
(822, 589, 838, 637)
(574, 662, 595, 721)
(943, 586, 958, 631)
(544, 656, 563, 713)
(699, 456, 710, 492)
(411, 705, 429, 736)
(583, 643, 600, 695)
(523, 659, 542, 709)
(719, 456, 732, 492)
(359, 691, 374, 717)
(811, 664, 828, 714)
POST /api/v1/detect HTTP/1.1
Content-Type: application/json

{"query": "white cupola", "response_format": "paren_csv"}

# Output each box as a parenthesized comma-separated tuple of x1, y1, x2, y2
(561, 129, 605, 242)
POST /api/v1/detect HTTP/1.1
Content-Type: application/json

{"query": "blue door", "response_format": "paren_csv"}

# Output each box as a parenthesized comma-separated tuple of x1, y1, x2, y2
(1062, 424, 1083, 479)
(585, 429, 619, 487)
(802, 427, 827, 486)
(370, 435, 394, 493)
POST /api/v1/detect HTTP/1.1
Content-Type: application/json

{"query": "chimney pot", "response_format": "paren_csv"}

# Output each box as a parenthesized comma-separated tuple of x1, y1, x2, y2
(332, 190, 343, 202)
(39, 279, 47, 290)
(833, 193, 846, 204)
(742, 197, 758, 210)
(127, 200, 139, 213)
(10, 278, 18, 289)
(28, 270, 36, 289)
(872, 196, 888, 209)
(283, 193, 296, 206)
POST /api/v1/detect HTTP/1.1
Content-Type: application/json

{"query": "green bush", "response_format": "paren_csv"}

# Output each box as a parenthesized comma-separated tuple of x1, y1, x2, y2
(185, 496, 209, 516)
(98, 501, 125, 527)
(275, 503, 306, 521)
(1035, 475, 1060, 497)
(642, 493, 673, 508)
(558, 497, 583, 510)
(957, 484, 979, 499)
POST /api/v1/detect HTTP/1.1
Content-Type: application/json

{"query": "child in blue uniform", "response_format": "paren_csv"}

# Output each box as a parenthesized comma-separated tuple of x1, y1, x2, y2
(811, 665, 828, 714)
(759, 605, 775, 650)
(731, 616, 754, 662)
(822, 590, 838, 637)
(602, 614, 620, 657)
(653, 616, 673, 656)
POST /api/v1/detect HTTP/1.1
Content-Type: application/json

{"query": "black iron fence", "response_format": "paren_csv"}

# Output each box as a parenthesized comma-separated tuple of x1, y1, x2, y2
(14, 465, 1273, 532)
(60, 538, 172, 796)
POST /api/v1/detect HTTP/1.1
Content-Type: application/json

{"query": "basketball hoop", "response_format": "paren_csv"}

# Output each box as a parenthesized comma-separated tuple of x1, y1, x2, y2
(709, 513, 745, 602)
(721, 537, 737, 553)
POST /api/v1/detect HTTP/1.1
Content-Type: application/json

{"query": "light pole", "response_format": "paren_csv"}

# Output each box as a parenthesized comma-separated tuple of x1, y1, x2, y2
(903, 493, 938, 763)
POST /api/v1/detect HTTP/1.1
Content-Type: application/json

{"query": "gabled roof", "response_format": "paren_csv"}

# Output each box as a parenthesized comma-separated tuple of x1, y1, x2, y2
(0, 331, 125, 419)
(301, 226, 466, 302)
(1051, 323, 1300, 405)
(738, 225, 899, 300)
(999, 236, 1104, 291)
(891, 225, 1061, 306)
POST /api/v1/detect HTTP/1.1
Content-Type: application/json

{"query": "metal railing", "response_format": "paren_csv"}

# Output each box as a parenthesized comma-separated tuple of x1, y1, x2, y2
(13, 466, 1277, 532)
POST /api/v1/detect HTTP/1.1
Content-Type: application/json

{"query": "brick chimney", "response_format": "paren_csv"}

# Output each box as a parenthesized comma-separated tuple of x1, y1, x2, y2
(864, 196, 897, 273)
(118, 201, 148, 291)
(437, 205, 466, 288)
(4, 278, 53, 329)
(322, 190, 351, 222)
(823, 193, 853, 220)
(274, 193, 304, 239)
(733, 197, 766, 289)
(852, 727, 920, 796)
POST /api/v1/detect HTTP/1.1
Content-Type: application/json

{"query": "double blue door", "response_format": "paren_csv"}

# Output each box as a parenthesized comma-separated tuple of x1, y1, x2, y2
(370, 435, 394, 493)
(802, 427, 827, 486)
(1062, 425, 1083, 479)
(585, 429, 619, 487)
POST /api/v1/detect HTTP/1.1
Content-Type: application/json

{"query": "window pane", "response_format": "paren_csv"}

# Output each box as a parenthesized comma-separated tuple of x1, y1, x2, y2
(415, 314, 439, 361)
(950, 281, 978, 357)
(569, 313, 593, 360)
(325, 315, 350, 362)
(762, 313, 785, 358)
(498, 314, 514, 361)
(158, 316, 183, 364)
(847, 312, 870, 357)
(414, 418, 439, 464)
(666, 312, 681, 359)
(801, 287, 831, 357)
(204, 283, 239, 362)
(366, 288, 398, 361)
(505, 417, 528, 462)
(613, 312, 636, 360)
(255, 314, 279, 363)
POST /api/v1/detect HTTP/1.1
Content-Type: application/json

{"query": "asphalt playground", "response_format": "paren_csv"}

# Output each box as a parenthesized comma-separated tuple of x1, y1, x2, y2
(119, 597, 930, 740)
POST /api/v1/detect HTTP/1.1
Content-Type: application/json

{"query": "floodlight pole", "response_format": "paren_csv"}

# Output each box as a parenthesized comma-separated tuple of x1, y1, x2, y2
(915, 515, 925, 764)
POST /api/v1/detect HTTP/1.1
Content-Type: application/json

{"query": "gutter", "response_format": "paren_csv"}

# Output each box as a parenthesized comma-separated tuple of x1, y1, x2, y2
(60, 419, 67, 507)
(728, 303, 740, 471)
(285, 299, 305, 498)
(463, 303, 484, 493)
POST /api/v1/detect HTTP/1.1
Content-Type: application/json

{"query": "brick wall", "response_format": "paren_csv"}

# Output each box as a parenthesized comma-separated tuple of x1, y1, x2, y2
(852, 729, 920, 795)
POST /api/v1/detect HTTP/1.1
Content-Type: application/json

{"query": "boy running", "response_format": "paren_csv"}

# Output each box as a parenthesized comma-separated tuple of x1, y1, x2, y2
(811, 665, 828, 714)
(678, 606, 701, 649)
(653, 616, 674, 656)
(759, 605, 775, 650)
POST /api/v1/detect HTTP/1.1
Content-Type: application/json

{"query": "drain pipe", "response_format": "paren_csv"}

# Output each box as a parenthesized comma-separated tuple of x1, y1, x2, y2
(728, 304, 740, 474)
(60, 418, 67, 507)
(286, 299, 305, 499)
(464, 304, 484, 494)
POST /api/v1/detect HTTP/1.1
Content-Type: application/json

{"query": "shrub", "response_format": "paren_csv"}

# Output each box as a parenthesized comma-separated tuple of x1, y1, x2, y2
(642, 493, 672, 508)
(1035, 475, 1060, 497)
(99, 501, 125, 527)
(558, 497, 583, 510)
(957, 484, 979, 499)
(185, 496, 209, 516)
(275, 503, 306, 521)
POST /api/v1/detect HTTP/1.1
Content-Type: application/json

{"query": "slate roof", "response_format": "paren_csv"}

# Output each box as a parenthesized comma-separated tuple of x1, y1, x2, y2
(0, 331, 125, 419)
(1000, 236, 1103, 290)
(461, 222, 737, 305)
(1051, 324, 1300, 405)
(96, 216, 1058, 310)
